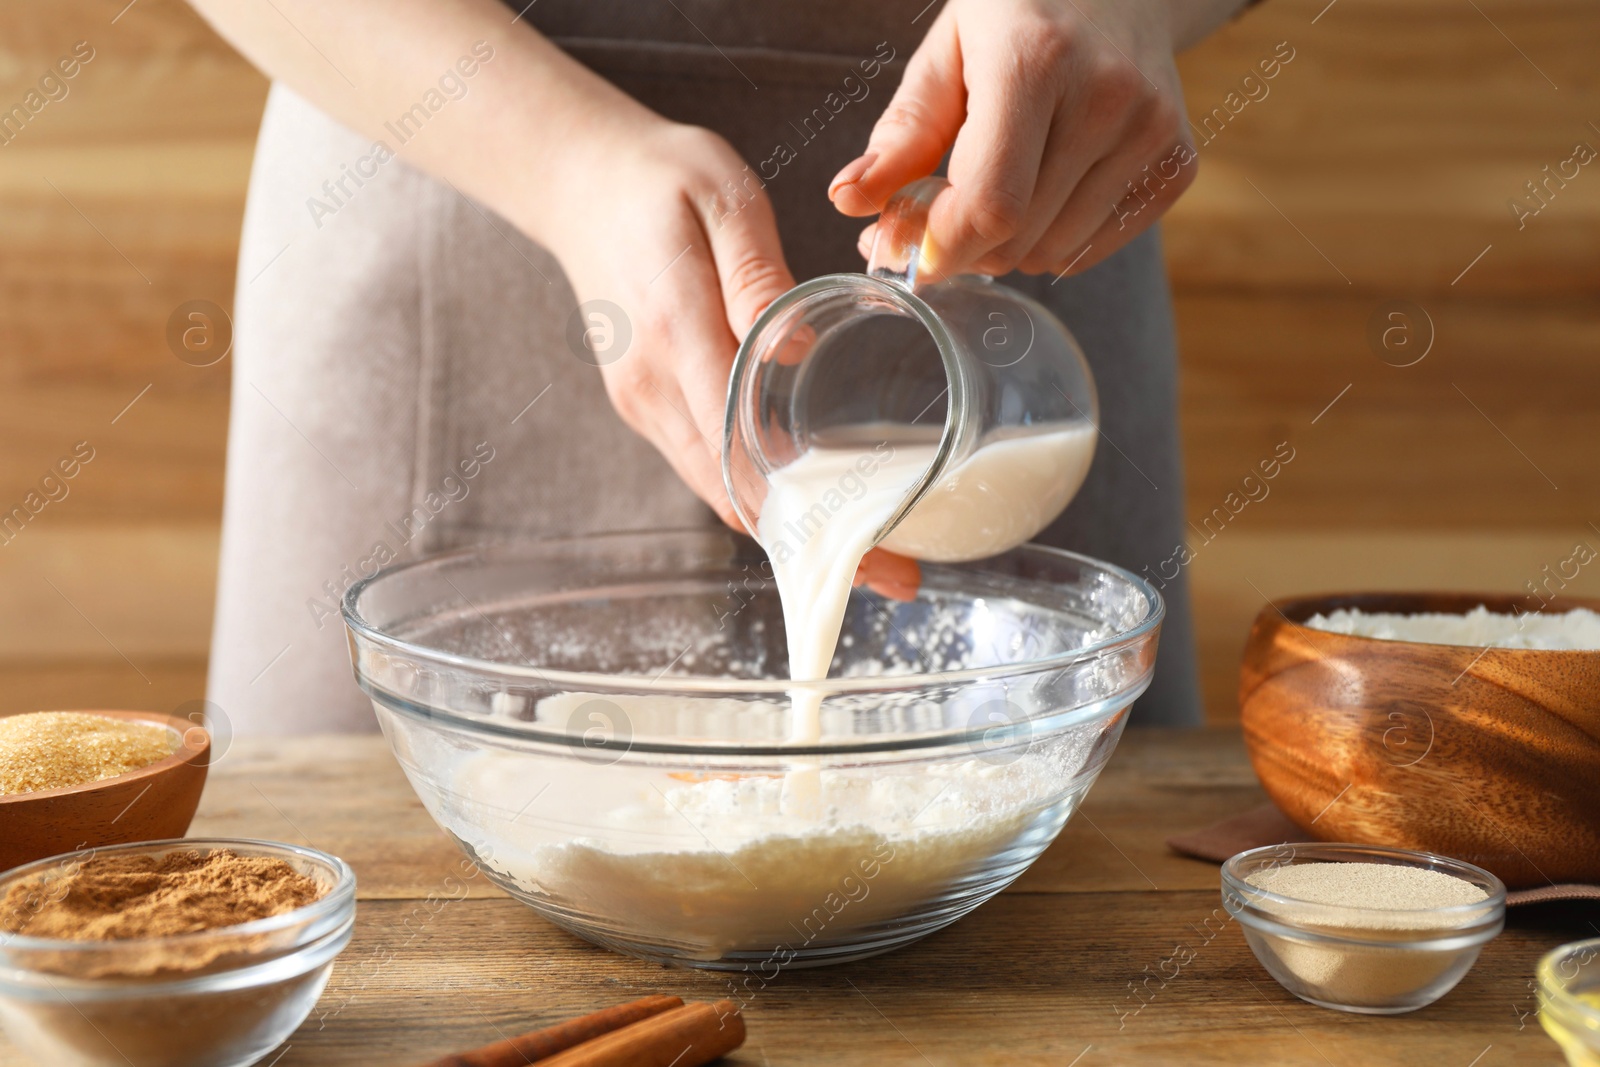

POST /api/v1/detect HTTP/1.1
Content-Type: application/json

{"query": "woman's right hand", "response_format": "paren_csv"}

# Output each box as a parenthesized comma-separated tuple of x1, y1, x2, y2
(536, 120, 797, 530)
(537, 118, 920, 599)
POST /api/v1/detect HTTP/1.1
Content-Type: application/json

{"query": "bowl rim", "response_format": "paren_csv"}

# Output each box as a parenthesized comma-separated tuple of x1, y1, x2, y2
(1222, 842, 1508, 945)
(365, 673, 1141, 756)
(0, 915, 357, 998)
(0, 710, 209, 807)
(1229, 909, 1502, 953)
(339, 531, 1166, 698)
(0, 838, 356, 956)
(1538, 936, 1600, 1031)
(1259, 591, 1600, 654)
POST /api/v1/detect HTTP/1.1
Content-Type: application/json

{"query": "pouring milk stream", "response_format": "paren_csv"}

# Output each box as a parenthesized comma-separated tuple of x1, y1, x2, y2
(757, 424, 1098, 741)
(724, 179, 1102, 812)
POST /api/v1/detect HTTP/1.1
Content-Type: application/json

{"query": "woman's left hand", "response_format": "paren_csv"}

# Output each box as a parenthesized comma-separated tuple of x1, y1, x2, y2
(829, 0, 1198, 280)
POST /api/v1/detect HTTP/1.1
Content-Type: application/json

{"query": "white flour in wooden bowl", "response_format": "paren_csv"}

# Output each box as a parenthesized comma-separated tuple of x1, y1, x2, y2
(1303, 605, 1600, 649)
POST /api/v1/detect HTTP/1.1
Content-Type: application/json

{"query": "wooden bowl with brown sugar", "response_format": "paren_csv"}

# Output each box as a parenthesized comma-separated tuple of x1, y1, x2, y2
(0, 710, 209, 873)
(1239, 592, 1600, 888)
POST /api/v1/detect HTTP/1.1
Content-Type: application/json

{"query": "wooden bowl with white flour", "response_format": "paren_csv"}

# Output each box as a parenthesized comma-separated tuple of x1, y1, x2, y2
(1239, 592, 1600, 888)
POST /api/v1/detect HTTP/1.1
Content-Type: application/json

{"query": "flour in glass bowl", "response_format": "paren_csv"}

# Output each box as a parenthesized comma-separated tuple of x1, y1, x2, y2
(445, 692, 1105, 962)
(440, 425, 1106, 962)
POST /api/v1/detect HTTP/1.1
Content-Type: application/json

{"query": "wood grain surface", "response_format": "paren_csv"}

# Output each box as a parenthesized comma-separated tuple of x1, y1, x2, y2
(0, 730, 1579, 1065)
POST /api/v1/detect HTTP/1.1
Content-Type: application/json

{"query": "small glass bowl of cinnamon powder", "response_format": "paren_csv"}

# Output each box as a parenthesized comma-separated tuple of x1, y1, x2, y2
(1223, 842, 1505, 1014)
(0, 838, 355, 1067)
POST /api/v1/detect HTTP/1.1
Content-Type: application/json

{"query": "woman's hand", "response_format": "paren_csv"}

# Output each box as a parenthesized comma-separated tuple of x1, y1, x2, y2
(829, 0, 1199, 279)
(538, 122, 797, 530)
(540, 116, 929, 604)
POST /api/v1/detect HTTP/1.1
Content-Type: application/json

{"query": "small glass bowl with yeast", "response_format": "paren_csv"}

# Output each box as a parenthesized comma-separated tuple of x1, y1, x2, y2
(1222, 842, 1505, 1014)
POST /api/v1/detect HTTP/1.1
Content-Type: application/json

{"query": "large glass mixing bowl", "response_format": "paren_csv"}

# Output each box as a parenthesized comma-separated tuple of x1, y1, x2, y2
(342, 530, 1161, 970)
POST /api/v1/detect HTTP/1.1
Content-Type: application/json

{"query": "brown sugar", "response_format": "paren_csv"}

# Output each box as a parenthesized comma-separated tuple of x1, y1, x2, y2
(0, 711, 176, 795)
(1, 848, 325, 941)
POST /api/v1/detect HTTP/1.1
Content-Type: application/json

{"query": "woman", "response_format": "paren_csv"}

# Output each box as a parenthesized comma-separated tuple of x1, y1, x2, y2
(194, 0, 1248, 733)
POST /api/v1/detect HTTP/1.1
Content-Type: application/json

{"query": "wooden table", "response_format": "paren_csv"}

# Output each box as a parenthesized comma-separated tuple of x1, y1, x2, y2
(2, 729, 1580, 1065)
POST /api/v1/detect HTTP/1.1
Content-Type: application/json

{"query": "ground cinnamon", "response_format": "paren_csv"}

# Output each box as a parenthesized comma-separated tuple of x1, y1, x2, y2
(0, 847, 324, 940)
(0, 847, 343, 1066)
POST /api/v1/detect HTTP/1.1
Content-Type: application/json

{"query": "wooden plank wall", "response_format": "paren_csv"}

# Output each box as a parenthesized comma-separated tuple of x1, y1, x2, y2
(1168, 0, 1600, 718)
(0, 0, 255, 714)
(0, 0, 1595, 723)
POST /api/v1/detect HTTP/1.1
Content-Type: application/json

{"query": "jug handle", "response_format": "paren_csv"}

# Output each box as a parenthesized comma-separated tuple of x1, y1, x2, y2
(867, 177, 998, 290)
(866, 177, 950, 292)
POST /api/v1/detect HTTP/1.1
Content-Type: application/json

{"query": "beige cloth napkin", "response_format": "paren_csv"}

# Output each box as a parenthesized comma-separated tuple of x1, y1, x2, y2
(1167, 803, 1600, 906)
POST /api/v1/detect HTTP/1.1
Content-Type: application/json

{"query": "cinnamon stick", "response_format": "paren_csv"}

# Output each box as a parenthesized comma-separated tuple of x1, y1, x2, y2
(416, 995, 683, 1067)
(536, 1000, 745, 1067)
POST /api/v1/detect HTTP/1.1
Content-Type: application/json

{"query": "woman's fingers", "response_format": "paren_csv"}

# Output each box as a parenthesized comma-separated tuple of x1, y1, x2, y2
(829, 12, 963, 218)
(1021, 134, 1197, 276)
(568, 124, 795, 535)
(630, 148, 797, 529)
(854, 548, 921, 601)
(968, 106, 1105, 277)
(1040, 152, 1195, 277)
(599, 210, 747, 528)
(921, 26, 1067, 276)
(699, 173, 798, 341)
(648, 378, 746, 531)
(829, 0, 1197, 280)
(969, 39, 1166, 276)
(855, 222, 877, 261)
(1095, 140, 1198, 252)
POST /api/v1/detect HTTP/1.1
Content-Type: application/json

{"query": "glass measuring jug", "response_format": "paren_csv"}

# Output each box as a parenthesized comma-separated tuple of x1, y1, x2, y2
(723, 177, 1100, 563)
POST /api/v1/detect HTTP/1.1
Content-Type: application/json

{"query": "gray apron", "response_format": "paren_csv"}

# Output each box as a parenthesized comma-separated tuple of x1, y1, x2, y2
(209, 0, 1199, 733)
